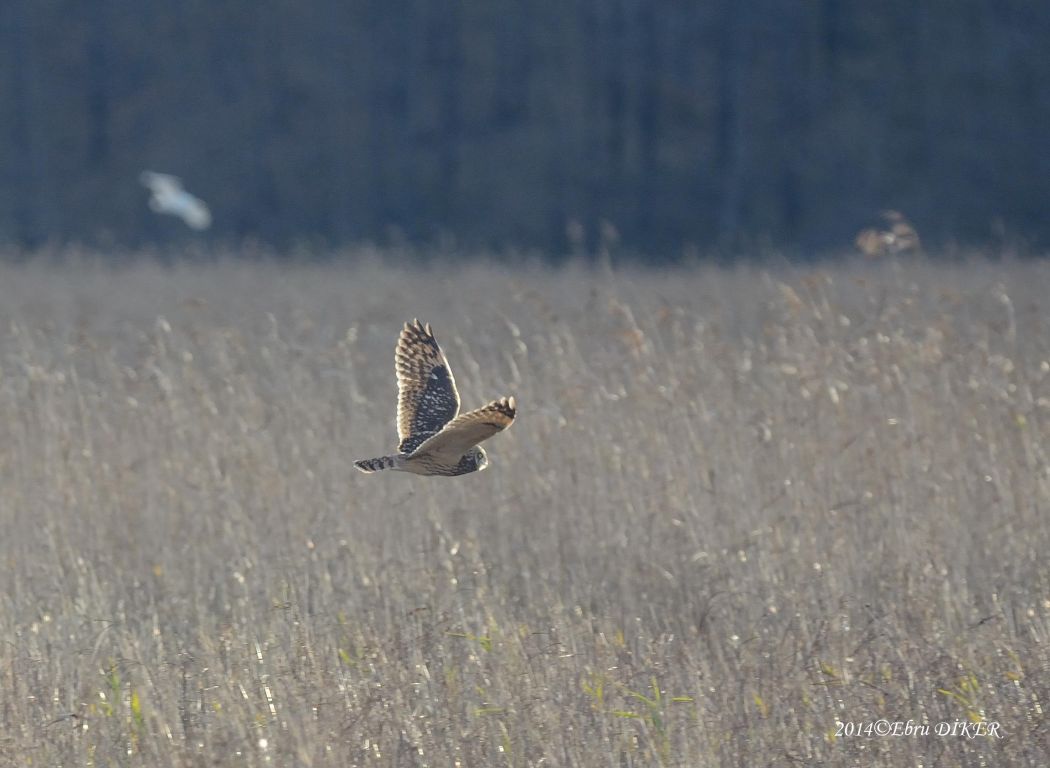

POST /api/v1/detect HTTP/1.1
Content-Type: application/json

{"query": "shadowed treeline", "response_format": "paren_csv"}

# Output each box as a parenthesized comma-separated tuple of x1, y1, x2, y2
(2, 1, 1049, 254)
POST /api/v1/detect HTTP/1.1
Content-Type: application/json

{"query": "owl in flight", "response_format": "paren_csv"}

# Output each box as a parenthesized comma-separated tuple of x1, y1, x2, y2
(355, 320, 516, 476)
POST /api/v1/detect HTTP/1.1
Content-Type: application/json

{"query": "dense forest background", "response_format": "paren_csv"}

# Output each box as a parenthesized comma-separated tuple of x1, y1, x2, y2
(2, 1, 1048, 255)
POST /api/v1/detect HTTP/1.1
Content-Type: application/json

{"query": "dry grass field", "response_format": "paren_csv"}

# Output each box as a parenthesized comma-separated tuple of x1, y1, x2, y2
(0, 252, 1047, 766)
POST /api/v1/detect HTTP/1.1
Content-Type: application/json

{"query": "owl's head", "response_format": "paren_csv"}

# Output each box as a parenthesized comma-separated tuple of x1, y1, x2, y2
(448, 447, 489, 475)
(467, 446, 489, 473)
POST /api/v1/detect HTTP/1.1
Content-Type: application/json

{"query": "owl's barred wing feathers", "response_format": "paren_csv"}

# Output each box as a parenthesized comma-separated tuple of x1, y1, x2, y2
(409, 396, 516, 460)
(354, 455, 399, 473)
(395, 319, 461, 454)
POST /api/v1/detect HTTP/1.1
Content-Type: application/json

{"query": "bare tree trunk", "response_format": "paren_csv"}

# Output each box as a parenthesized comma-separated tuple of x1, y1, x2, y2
(5, 0, 42, 245)
(605, 1, 626, 176)
(86, 0, 111, 170)
(715, 0, 750, 246)
(430, 0, 462, 227)
(636, 1, 660, 240)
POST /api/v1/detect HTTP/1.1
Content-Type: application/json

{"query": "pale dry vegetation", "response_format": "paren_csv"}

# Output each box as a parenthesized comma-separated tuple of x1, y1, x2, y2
(0, 252, 1048, 766)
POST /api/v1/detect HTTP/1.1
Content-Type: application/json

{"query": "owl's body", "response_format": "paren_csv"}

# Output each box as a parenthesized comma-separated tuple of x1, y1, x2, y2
(354, 320, 515, 477)
(353, 446, 487, 476)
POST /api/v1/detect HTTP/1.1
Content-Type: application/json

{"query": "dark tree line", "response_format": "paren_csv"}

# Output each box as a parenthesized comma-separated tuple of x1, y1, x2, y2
(2, 0, 1048, 255)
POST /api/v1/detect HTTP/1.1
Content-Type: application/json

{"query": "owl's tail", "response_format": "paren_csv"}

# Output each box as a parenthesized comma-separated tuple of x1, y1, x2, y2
(354, 455, 403, 473)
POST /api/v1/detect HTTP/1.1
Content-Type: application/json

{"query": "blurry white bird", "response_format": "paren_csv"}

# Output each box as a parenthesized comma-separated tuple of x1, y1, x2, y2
(139, 171, 212, 230)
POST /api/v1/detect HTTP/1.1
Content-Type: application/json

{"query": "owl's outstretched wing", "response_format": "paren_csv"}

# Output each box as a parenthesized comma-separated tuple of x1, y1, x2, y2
(408, 397, 516, 460)
(395, 319, 461, 454)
